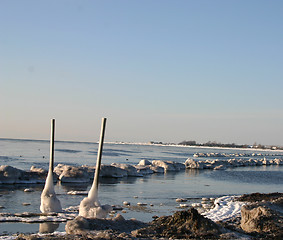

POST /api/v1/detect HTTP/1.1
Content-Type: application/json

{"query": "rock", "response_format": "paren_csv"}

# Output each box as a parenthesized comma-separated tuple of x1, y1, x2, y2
(149, 165, 164, 173)
(66, 216, 90, 234)
(22, 202, 31, 206)
(81, 165, 96, 179)
(214, 165, 226, 170)
(185, 158, 205, 169)
(137, 202, 147, 206)
(66, 215, 147, 235)
(0, 165, 23, 184)
(262, 158, 271, 165)
(53, 163, 65, 175)
(179, 204, 189, 208)
(24, 188, 34, 193)
(239, 193, 283, 239)
(241, 204, 282, 236)
(30, 166, 47, 174)
(20, 166, 49, 183)
(152, 160, 181, 171)
(134, 165, 153, 175)
(55, 165, 90, 183)
(274, 158, 283, 165)
(138, 159, 151, 166)
(123, 201, 130, 206)
(237, 192, 283, 202)
(100, 165, 128, 178)
(133, 208, 222, 239)
(111, 163, 142, 177)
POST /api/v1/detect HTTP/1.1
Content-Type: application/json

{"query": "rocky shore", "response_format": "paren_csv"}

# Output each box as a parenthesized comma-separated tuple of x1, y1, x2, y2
(1, 154, 282, 184)
(12, 192, 282, 240)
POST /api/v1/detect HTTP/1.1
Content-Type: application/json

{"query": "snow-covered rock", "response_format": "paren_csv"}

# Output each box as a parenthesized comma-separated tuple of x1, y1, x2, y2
(111, 163, 143, 177)
(100, 165, 128, 178)
(185, 158, 205, 169)
(214, 165, 226, 170)
(138, 159, 152, 166)
(134, 165, 154, 175)
(150, 165, 164, 173)
(0, 165, 23, 184)
(54, 164, 90, 183)
(152, 160, 180, 171)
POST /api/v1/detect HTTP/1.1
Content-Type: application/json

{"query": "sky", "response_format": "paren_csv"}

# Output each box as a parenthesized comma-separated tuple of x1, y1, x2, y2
(1, 0, 283, 145)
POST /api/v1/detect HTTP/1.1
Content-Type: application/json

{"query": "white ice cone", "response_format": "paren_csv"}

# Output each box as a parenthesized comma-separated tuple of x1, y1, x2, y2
(40, 170, 62, 213)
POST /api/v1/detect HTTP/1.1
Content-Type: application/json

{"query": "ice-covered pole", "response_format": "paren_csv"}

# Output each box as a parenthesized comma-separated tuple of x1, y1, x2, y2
(40, 118, 62, 213)
(88, 118, 107, 198)
(49, 119, 55, 172)
(79, 118, 111, 218)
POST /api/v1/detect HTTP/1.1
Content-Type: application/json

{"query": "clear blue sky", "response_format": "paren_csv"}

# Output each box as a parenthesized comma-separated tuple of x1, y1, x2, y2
(1, 0, 283, 145)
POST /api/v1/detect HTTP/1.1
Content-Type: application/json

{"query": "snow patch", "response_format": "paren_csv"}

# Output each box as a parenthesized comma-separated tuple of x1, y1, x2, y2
(202, 196, 245, 222)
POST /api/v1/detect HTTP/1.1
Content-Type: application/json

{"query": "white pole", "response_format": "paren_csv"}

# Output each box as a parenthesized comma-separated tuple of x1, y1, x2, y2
(49, 119, 55, 172)
(93, 118, 107, 190)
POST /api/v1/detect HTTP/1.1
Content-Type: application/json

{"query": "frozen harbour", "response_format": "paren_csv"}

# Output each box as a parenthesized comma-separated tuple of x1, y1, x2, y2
(0, 138, 282, 236)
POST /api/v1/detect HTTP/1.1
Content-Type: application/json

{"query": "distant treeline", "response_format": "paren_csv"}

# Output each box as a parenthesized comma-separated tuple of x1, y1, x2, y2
(177, 140, 283, 150)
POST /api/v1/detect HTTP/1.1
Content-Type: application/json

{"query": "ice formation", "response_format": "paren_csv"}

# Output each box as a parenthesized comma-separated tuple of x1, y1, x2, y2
(40, 119, 62, 213)
(202, 196, 245, 222)
(40, 170, 62, 213)
(79, 187, 112, 218)
(78, 118, 112, 219)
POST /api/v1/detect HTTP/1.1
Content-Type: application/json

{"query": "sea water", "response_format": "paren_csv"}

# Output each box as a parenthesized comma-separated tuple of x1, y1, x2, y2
(0, 138, 282, 235)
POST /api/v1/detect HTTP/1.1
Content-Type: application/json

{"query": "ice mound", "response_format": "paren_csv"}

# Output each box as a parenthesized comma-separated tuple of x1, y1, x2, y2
(40, 171, 62, 213)
(79, 188, 112, 219)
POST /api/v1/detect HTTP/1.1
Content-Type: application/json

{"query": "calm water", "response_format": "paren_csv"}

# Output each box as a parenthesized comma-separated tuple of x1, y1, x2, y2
(0, 138, 282, 235)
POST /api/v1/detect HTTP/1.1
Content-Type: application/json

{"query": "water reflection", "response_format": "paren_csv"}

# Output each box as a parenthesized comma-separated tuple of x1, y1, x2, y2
(100, 177, 138, 185)
(39, 222, 60, 233)
(59, 182, 89, 192)
(185, 168, 201, 177)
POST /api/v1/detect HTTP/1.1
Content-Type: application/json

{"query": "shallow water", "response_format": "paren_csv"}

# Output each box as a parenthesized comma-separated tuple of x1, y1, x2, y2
(0, 138, 282, 235)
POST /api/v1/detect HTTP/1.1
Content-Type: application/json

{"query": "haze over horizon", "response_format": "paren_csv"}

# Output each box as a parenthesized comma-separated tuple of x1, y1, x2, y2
(1, 1, 283, 146)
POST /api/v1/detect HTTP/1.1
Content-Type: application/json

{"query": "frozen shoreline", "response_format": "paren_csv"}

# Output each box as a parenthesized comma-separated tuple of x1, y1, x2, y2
(1, 192, 281, 239)
(1, 153, 282, 184)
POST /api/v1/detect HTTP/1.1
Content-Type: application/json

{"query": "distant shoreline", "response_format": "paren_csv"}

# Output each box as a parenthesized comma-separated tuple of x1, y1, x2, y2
(1, 137, 283, 153)
(110, 141, 283, 153)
